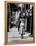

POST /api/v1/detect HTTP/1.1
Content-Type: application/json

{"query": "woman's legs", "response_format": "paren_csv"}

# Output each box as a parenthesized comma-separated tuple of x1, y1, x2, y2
(21, 27, 23, 39)
(21, 34, 23, 39)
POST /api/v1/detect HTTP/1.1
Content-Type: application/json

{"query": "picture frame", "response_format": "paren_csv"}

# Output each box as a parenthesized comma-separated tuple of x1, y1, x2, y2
(5, 1, 35, 45)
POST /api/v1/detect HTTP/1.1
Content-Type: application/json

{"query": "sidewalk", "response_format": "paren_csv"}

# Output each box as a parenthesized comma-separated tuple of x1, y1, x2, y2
(8, 27, 31, 38)
(8, 27, 33, 43)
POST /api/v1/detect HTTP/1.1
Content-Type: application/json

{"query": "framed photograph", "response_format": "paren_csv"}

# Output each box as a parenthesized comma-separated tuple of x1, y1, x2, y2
(5, 1, 35, 45)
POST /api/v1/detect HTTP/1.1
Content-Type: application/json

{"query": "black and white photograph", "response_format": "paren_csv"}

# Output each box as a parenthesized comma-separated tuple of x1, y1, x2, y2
(6, 2, 34, 43)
